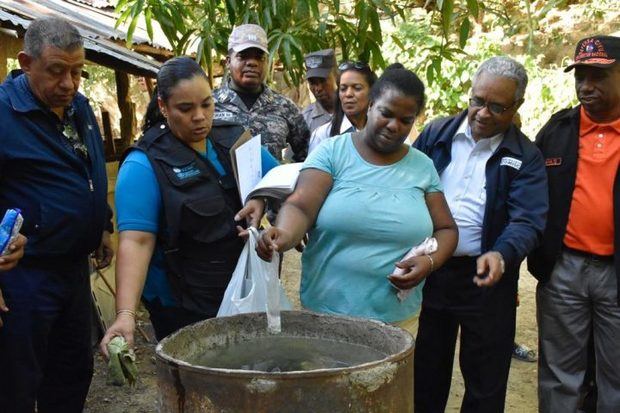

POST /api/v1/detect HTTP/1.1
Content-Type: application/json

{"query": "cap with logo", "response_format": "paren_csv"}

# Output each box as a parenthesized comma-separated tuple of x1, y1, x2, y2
(564, 35, 619, 72)
(228, 24, 269, 54)
(304, 49, 336, 79)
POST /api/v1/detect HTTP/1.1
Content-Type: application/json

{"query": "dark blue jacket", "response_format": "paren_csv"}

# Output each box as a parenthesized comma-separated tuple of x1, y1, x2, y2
(414, 111, 548, 277)
(0, 72, 109, 265)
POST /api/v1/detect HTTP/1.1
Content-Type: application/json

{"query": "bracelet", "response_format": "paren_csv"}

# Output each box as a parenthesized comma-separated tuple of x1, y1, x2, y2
(116, 309, 136, 318)
(425, 254, 435, 273)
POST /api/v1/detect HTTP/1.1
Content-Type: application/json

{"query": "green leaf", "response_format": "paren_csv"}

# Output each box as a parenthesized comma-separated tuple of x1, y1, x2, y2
(115, 0, 129, 13)
(144, 8, 153, 40)
(441, 0, 454, 36)
(308, 0, 320, 18)
(129, 0, 144, 19)
(466, 0, 479, 19)
(390, 34, 406, 51)
(282, 37, 293, 68)
(459, 18, 470, 49)
(225, 0, 237, 24)
(426, 64, 435, 85)
(432, 58, 442, 78)
(115, 6, 132, 29)
(126, 16, 139, 45)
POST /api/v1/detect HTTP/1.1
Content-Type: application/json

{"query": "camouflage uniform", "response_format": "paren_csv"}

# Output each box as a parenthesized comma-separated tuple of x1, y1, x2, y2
(213, 81, 310, 161)
(301, 101, 332, 134)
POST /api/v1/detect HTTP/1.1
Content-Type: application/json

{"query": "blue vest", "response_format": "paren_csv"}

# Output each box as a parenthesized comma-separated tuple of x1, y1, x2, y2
(129, 121, 245, 315)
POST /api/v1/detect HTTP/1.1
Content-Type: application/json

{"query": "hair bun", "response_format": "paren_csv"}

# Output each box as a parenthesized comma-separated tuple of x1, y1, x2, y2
(385, 63, 405, 71)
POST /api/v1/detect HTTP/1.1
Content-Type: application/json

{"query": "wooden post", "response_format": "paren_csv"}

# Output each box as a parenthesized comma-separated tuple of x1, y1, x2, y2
(0, 41, 8, 82)
(144, 77, 155, 96)
(101, 109, 116, 161)
(114, 70, 136, 154)
(0, 35, 9, 81)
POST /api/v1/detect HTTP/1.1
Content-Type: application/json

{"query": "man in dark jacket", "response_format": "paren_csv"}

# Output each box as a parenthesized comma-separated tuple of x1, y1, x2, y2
(528, 35, 620, 413)
(414, 56, 548, 413)
(0, 18, 113, 412)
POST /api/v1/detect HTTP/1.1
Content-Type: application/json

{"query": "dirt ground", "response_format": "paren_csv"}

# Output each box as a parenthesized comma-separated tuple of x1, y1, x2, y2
(84, 251, 540, 412)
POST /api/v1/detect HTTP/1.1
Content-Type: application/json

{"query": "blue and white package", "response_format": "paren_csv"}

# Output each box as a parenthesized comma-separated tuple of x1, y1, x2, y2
(0, 208, 23, 256)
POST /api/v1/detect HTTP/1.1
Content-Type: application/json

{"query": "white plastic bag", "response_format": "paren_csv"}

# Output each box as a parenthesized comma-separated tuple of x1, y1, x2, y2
(217, 227, 292, 333)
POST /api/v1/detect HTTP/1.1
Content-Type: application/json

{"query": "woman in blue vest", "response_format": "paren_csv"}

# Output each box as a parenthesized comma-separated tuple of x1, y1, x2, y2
(100, 57, 278, 352)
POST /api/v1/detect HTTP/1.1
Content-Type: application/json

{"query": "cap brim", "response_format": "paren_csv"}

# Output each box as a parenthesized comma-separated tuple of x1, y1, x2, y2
(230, 43, 269, 54)
(564, 59, 617, 72)
(306, 68, 331, 79)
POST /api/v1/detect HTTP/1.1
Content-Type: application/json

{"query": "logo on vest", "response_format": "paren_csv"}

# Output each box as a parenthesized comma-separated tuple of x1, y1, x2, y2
(214, 112, 234, 121)
(545, 157, 562, 167)
(500, 156, 522, 170)
(172, 162, 200, 180)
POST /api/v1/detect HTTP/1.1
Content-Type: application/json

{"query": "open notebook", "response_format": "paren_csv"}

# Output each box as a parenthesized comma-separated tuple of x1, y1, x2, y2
(243, 162, 303, 203)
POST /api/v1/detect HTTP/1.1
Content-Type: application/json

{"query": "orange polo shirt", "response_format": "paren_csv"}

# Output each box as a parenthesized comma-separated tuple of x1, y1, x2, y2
(564, 107, 620, 255)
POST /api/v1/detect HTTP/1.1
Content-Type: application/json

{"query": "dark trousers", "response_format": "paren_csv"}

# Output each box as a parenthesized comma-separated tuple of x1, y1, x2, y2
(0, 259, 93, 413)
(414, 257, 517, 413)
(143, 298, 211, 341)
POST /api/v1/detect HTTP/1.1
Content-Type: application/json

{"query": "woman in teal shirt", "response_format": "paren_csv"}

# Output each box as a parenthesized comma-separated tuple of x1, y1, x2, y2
(258, 64, 458, 331)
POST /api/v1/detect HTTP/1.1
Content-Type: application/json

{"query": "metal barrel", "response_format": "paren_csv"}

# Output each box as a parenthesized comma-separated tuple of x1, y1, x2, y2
(156, 311, 414, 413)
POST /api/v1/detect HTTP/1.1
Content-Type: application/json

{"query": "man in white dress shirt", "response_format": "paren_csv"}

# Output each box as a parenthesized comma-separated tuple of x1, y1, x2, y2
(413, 56, 548, 413)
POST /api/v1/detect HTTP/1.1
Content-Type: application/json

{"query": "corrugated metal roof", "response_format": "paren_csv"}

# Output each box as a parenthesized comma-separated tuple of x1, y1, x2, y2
(0, 0, 164, 77)
(0, 0, 171, 48)
(72, 0, 113, 9)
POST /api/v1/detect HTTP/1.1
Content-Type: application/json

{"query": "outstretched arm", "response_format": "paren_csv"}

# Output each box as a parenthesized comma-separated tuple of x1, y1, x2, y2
(257, 168, 332, 259)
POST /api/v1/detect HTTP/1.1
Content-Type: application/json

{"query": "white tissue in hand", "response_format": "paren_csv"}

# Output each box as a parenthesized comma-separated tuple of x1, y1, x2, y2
(392, 237, 438, 302)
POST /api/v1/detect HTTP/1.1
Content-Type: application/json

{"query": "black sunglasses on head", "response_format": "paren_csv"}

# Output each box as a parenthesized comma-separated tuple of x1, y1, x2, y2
(469, 97, 518, 115)
(338, 61, 370, 72)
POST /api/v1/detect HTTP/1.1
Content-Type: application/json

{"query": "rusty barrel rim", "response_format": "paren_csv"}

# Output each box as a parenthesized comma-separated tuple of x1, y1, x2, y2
(155, 310, 414, 379)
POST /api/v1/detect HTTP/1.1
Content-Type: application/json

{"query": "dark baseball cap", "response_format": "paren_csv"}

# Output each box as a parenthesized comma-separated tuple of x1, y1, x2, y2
(304, 49, 336, 79)
(564, 35, 619, 72)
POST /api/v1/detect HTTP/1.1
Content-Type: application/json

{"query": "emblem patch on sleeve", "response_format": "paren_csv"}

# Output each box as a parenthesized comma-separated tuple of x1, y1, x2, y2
(500, 156, 522, 170)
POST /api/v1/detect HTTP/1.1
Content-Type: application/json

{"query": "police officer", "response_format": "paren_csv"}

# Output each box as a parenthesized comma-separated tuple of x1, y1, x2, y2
(302, 49, 337, 133)
(213, 24, 310, 161)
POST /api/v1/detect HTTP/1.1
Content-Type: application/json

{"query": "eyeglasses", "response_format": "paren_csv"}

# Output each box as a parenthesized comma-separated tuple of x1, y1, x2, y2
(338, 61, 370, 72)
(469, 97, 518, 115)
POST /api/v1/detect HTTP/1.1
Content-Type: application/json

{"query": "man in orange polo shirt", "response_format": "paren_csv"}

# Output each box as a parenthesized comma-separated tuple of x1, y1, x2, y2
(528, 35, 620, 413)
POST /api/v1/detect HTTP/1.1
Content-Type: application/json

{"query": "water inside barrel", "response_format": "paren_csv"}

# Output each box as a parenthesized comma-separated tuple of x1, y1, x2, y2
(190, 336, 388, 372)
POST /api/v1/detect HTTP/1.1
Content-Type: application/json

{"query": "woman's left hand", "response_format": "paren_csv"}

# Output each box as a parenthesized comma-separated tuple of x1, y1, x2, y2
(387, 255, 433, 290)
(235, 198, 266, 238)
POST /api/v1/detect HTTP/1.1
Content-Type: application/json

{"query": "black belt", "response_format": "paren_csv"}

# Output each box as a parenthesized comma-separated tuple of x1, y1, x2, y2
(563, 246, 614, 262)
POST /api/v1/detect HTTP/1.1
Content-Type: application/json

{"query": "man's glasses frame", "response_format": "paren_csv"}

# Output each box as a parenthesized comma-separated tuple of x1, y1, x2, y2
(469, 96, 519, 115)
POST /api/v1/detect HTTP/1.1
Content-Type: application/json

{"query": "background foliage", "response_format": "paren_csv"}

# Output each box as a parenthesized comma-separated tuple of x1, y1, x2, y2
(115, 0, 620, 136)
(115, 0, 482, 86)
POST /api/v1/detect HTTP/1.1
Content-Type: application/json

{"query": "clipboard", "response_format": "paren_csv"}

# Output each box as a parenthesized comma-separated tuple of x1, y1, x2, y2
(229, 129, 252, 188)
(229, 131, 262, 203)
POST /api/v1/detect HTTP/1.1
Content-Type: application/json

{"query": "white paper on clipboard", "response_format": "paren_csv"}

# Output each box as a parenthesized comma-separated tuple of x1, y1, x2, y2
(234, 134, 262, 203)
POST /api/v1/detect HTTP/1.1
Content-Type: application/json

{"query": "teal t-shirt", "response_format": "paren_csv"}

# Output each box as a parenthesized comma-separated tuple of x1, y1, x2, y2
(300, 133, 442, 323)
